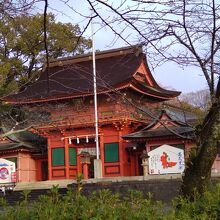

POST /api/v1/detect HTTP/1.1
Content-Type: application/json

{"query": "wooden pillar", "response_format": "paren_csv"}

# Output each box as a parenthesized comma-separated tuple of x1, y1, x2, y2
(48, 138, 52, 180)
(99, 132, 105, 176)
(77, 151, 81, 174)
(184, 141, 192, 159)
(145, 142, 149, 152)
(119, 130, 124, 176)
(17, 152, 21, 182)
(130, 152, 135, 176)
(83, 163, 89, 180)
(36, 160, 41, 181)
(64, 138, 70, 179)
(135, 154, 139, 176)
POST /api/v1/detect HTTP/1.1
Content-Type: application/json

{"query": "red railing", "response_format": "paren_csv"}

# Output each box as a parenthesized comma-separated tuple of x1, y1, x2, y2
(51, 110, 148, 127)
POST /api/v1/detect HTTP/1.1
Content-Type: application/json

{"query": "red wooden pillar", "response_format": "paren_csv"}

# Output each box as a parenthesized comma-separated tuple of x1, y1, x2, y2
(99, 131, 105, 176)
(77, 151, 82, 174)
(83, 163, 89, 180)
(64, 138, 70, 179)
(36, 160, 41, 181)
(48, 138, 52, 180)
(135, 154, 139, 176)
(119, 130, 124, 176)
(130, 155, 135, 176)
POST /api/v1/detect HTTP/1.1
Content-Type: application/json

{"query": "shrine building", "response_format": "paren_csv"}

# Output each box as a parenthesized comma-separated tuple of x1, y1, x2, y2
(2, 45, 215, 182)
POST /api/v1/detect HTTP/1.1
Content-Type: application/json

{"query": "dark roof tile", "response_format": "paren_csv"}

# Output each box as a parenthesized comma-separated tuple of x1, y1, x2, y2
(4, 45, 180, 103)
(6, 50, 143, 102)
(123, 126, 194, 139)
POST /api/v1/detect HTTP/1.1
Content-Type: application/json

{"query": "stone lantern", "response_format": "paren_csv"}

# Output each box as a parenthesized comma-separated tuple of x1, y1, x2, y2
(140, 150, 150, 177)
(79, 152, 91, 180)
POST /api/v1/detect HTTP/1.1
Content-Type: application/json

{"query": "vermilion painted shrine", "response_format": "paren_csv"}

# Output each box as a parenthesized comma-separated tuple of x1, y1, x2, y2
(1, 45, 220, 183)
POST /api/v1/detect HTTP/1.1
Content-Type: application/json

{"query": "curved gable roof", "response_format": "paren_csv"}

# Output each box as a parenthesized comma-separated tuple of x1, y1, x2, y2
(4, 45, 180, 104)
(122, 109, 195, 140)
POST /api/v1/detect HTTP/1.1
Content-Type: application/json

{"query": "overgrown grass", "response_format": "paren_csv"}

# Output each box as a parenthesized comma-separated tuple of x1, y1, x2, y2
(0, 183, 220, 219)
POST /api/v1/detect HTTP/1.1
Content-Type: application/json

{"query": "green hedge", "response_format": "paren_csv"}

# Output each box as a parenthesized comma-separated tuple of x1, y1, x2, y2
(1, 184, 220, 219)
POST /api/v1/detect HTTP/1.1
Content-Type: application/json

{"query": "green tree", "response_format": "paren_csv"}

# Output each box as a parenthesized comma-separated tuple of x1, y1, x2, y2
(0, 11, 91, 137)
(0, 13, 91, 96)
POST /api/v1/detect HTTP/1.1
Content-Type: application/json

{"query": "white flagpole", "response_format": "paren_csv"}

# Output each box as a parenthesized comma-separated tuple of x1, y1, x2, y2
(91, 16, 99, 160)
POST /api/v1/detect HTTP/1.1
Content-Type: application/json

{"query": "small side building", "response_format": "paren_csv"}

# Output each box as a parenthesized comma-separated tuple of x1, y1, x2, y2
(0, 131, 47, 182)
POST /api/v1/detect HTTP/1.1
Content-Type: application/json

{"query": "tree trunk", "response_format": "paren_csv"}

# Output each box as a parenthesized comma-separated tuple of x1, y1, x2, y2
(181, 100, 220, 200)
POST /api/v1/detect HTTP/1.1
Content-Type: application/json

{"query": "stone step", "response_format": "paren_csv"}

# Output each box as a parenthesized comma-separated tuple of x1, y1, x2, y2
(12, 172, 220, 191)
(14, 179, 75, 191)
(13, 175, 183, 191)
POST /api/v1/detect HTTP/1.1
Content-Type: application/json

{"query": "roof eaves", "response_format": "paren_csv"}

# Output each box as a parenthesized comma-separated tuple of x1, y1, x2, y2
(4, 83, 131, 104)
(132, 80, 181, 98)
(129, 84, 177, 100)
(123, 126, 194, 140)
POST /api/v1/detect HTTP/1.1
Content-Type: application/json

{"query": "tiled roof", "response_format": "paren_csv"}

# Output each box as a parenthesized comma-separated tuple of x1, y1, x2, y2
(131, 79, 180, 99)
(0, 142, 36, 152)
(122, 109, 195, 140)
(0, 129, 47, 153)
(4, 45, 180, 104)
(123, 126, 194, 140)
(165, 109, 196, 123)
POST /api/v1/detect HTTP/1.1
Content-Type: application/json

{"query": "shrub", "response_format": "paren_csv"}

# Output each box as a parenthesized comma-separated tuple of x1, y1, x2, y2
(0, 183, 220, 219)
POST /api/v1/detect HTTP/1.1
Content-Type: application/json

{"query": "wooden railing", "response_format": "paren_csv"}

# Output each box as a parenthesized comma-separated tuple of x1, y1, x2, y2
(51, 110, 149, 127)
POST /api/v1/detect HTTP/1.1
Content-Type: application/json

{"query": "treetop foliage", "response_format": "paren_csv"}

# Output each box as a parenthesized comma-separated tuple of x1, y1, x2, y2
(0, 12, 92, 97)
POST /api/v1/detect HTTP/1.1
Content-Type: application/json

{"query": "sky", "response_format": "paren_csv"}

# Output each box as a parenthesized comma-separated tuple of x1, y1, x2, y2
(35, 0, 208, 94)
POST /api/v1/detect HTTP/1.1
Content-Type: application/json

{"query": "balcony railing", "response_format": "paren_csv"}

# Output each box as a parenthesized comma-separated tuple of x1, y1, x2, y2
(50, 110, 149, 127)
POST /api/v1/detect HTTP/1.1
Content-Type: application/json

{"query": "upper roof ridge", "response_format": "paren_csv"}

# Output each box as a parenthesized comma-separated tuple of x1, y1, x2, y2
(48, 44, 143, 68)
